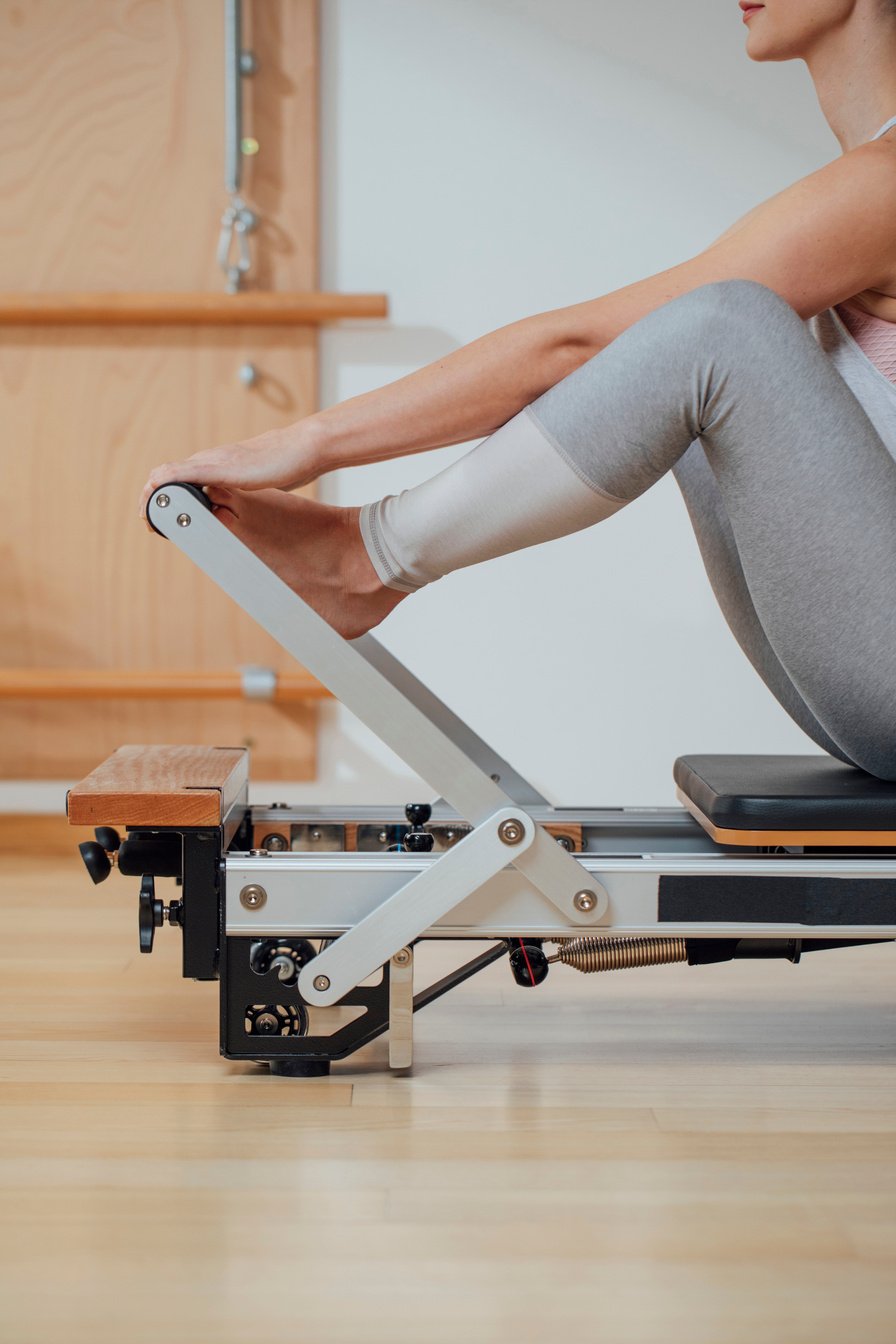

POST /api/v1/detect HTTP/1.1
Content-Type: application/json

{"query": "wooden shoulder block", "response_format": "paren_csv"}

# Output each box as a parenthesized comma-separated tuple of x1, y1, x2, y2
(67, 745, 249, 829)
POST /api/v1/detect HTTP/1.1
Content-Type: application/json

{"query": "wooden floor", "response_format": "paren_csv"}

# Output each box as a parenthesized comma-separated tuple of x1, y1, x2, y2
(1, 850, 895, 1343)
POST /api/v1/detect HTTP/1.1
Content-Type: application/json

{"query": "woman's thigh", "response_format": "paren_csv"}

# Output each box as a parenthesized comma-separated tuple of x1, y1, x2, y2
(672, 440, 856, 764)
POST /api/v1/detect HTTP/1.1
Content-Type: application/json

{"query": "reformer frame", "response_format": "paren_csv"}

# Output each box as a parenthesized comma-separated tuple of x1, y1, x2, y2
(67, 483, 896, 1075)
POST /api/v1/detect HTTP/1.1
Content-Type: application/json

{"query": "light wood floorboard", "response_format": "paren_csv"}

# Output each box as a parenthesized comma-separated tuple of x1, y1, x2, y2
(1, 852, 894, 1343)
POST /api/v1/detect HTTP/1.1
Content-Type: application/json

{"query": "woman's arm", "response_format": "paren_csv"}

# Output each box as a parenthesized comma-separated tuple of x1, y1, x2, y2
(141, 139, 896, 507)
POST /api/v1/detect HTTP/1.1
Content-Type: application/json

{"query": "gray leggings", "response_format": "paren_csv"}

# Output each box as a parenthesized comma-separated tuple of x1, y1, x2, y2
(363, 281, 896, 778)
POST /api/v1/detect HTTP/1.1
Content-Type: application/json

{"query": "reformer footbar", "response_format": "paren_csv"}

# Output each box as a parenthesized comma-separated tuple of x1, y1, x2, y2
(66, 481, 896, 1076)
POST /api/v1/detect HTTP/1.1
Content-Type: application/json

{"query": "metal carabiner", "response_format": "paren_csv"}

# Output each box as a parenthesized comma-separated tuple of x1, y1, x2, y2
(217, 194, 257, 293)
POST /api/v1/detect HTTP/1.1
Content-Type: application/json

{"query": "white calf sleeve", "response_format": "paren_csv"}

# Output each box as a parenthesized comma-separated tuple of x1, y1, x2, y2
(359, 406, 625, 592)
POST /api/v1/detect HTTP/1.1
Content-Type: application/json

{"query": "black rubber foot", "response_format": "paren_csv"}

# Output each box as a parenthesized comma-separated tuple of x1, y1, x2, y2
(268, 1058, 331, 1078)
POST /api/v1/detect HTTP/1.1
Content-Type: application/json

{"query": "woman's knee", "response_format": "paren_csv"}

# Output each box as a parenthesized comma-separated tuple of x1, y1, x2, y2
(668, 278, 799, 338)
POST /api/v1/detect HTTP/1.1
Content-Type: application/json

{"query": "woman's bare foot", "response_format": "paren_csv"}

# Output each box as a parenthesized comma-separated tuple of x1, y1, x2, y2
(204, 486, 407, 638)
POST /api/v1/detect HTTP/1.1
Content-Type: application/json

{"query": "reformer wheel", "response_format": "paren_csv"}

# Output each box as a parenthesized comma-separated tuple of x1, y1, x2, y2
(248, 938, 317, 985)
(245, 1003, 309, 1037)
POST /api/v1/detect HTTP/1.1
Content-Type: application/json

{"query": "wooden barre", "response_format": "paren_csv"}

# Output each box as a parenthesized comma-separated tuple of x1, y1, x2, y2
(0, 669, 331, 702)
(0, 291, 389, 326)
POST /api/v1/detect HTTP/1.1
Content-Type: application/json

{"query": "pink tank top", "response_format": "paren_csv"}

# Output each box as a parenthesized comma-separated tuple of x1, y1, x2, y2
(831, 114, 896, 385)
(834, 301, 896, 384)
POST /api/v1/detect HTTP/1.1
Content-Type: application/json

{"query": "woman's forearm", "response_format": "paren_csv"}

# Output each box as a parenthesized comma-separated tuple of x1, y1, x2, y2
(310, 307, 602, 473)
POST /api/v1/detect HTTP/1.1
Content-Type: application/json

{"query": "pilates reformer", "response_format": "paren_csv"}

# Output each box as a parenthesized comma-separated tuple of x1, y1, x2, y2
(68, 482, 896, 1076)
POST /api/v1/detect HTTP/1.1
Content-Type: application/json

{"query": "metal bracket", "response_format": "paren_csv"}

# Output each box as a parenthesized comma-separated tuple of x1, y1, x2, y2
(239, 664, 276, 700)
(296, 807, 568, 1006)
(389, 946, 414, 1071)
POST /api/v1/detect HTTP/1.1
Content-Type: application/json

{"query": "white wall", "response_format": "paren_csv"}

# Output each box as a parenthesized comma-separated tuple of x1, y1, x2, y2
(5, 1, 839, 814)
(306, 0, 838, 808)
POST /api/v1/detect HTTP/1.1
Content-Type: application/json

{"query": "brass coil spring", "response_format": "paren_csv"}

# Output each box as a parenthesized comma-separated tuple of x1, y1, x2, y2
(547, 935, 688, 974)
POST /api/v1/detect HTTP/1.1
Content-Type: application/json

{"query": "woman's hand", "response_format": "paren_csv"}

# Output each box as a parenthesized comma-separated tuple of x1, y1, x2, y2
(139, 420, 325, 518)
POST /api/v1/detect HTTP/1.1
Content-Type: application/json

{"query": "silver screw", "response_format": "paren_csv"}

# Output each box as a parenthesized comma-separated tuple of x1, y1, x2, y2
(239, 884, 267, 910)
(176, 513, 191, 527)
(155, 493, 170, 508)
(254, 1012, 279, 1034)
(239, 49, 258, 75)
(498, 818, 525, 845)
(310, 828, 322, 841)
(392, 947, 412, 967)
(238, 362, 258, 388)
(573, 890, 598, 914)
(313, 974, 330, 992)
(261, 833, 287, 852)
(378, 830, 389, 844)
(248, 849, 268, 858)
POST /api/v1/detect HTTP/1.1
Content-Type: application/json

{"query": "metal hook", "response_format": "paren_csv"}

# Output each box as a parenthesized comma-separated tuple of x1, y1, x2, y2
(217, 194, 258, 293)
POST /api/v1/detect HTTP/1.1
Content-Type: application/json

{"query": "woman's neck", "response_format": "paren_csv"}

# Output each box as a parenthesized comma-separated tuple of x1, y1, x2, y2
(803, 12, 896, 152)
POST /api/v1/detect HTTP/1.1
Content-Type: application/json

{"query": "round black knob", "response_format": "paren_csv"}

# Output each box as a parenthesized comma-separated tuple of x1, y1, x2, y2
(404, 803, 432, 827)
(79, 840, 112, 885)
(94, 827, 121, 853)
(508, 942, 549, 987)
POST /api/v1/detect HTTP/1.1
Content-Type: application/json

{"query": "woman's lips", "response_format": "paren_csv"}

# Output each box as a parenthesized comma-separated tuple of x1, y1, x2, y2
(741, 3, 764, 19)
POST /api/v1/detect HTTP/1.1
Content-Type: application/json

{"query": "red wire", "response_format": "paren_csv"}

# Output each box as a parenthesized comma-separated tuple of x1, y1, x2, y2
(518, 937, 536, 986)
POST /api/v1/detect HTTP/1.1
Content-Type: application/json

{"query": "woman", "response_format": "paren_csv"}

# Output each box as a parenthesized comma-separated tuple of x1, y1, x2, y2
(142, 0, 896, 778)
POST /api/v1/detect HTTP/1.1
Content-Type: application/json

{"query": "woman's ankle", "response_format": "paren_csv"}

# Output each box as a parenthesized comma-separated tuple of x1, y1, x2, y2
(341, 506, 396, 598)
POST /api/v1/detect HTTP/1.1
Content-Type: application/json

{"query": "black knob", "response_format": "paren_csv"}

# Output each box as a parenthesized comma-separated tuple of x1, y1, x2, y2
(138, 875, 163, 954)
(79, 840, 112, 885)
(405, 803, 432, 827)
(94, 827, 121, 853)
(508, 942, 549, 987)
(404, 829, 435, 853)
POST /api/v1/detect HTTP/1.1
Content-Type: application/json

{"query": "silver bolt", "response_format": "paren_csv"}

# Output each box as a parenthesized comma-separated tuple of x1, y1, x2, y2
(254, 1012, 279, 1034)
(392, 947, 412, 967)
(155, 493, 170, 508)
(573, 890, 598, 914)
(239, 883, 267, 910)
(238, 362, 258, 388)
(378, 830, 389, 844)
(310, 828, 322, 841)
(313, 974, 330, 992)
(498, 818, 525, 846)
(261, 833, 287, 852)
(239, 49, 258, 75)
(176, 513, 191, 527)
(248, 848, 268, 858)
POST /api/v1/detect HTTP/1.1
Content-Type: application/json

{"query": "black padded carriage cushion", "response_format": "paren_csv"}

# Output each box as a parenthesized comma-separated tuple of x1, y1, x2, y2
(673, 754, 896, 832)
